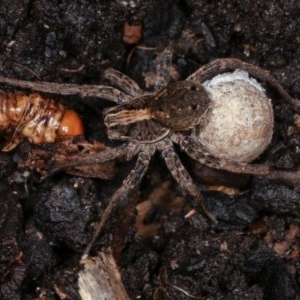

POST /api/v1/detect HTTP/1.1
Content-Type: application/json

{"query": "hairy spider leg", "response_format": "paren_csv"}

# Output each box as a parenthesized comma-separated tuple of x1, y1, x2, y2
(83, 148, 155, 257)
(172, 133, 270, 176)
(103, 68, 143, 97)
(265, 167, 300, 187)
(159, 140, 217, 223)
(0, 75, 130, 103)
(155, 47, 173, 90)
(51, 143, 140, 173)
(187, 58, 300, 107)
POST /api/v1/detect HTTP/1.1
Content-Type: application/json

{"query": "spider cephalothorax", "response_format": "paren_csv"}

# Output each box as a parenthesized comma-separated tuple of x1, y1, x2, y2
(0, 56, 298, 255)
(104, 80, 211, 142)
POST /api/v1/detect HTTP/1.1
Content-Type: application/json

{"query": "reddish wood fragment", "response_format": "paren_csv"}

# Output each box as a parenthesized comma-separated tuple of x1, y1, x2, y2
(123, 23, 142, 44)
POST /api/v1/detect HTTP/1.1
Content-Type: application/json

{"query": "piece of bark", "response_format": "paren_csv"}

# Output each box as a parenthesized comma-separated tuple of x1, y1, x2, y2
(19, 137, 117, 179)
(79, 251, 130, 300)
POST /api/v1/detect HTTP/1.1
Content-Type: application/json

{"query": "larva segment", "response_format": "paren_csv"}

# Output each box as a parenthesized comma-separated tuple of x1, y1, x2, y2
(58, 109, 85, 136)
(0, 91, 84, 152)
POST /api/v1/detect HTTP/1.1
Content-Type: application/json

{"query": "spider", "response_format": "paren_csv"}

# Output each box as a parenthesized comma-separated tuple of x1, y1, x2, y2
(0, 54, 298, 256)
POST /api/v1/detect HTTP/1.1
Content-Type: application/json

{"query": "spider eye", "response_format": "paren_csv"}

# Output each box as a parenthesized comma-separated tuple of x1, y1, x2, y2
(189, 85, 198, 91)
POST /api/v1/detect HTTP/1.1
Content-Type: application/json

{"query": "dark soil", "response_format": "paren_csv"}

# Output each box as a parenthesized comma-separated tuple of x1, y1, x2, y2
(1, 1, 300, 299)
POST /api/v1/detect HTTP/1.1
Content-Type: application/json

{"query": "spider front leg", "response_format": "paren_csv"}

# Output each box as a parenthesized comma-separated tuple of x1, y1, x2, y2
(172, 133, 270, 176)
(83, 147, 155, 256)
(0, 75, 130, 103)
(159, 141, 217, 223)
(155, 47, 173, 91)
(103, 68, 143, 98)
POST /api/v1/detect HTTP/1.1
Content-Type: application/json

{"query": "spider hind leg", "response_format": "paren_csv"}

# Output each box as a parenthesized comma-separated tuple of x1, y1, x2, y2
(160, 143, 217, 224)
(187, 58, 300, 107)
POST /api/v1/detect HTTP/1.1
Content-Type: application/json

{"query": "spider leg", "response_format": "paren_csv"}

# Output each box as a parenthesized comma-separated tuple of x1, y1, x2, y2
(83, 148, 154, 256)
(0, 75, 130, 103)
(51, 143, 141, 173)
(172, 133, 270, 176)
(159, 141, 217, 223)
(103, 68, 143, 97)
(155, 47, 173, 90)
(187, 58, 300, 107)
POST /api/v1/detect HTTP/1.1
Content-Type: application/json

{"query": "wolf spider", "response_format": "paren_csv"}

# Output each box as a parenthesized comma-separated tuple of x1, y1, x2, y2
(0, 53, 298, 255)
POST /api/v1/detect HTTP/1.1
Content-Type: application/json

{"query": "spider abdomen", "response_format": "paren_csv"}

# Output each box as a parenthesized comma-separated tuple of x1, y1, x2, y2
(194, 70, 273, 163)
